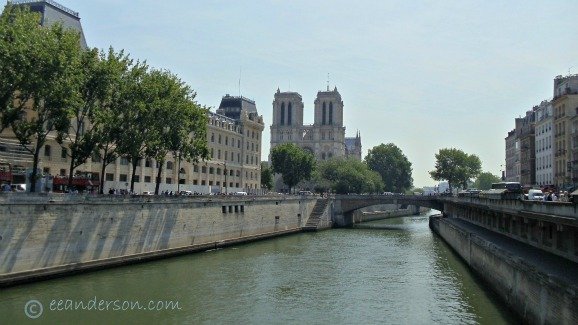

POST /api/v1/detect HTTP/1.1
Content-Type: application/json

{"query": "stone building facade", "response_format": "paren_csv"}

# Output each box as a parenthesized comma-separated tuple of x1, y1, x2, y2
(534, 101, 554, 186)
(552, 74, 578, 189)
(269, 87, 362, 161)
(1, 95, 264, 194)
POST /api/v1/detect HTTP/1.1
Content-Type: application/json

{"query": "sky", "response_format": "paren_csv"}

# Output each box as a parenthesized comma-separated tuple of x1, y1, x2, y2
(42, 0, 578, 187)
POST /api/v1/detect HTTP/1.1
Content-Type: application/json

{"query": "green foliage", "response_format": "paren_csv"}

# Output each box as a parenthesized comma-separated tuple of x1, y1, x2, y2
(473, 172, 501, 190)
(270, 143, 315, 191)
(0, 5, 83, 191)
(429, 148, 482, 191)
(365, 143, 413, 193)
(144, 68, 209, 194)
(315, 158, 383, 194)
(260, 162, 273, 191)
(90, 48, 135, 193)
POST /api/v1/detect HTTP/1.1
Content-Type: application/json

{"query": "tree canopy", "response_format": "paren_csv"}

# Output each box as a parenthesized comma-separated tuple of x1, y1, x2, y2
(473, 172, 501, 190)
(270, 143, 315, 191)
(429, 148, 482, 191)
(315, 158, 383, 194)
(1, 4, 84, 191)
(260, 162, 273, 191)
(0, 6, 209, 193)
(365, 143, 413, 193)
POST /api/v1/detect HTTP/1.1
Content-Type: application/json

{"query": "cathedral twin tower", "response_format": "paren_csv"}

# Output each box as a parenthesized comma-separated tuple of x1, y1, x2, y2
(270, 86, 362, 161)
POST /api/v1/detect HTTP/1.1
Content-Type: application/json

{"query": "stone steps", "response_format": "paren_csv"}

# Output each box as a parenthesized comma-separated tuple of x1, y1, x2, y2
(302, 199, 329, 231)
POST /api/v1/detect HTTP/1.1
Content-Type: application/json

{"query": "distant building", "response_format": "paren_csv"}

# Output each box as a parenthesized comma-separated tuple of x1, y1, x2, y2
(552, 74, 578, 189)
(534, 100, 554, 186)
(269, 86, 361, 161)
(505, 130, 519, 182)
(517, 108, 537, 187)
(9, 0, 88, 49)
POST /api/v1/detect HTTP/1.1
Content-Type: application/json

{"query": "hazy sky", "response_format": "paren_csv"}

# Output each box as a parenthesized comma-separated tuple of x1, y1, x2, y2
(51, 0, 578, 186)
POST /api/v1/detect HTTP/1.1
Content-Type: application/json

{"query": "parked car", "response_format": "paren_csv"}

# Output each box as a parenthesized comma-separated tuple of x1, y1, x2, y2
(234, 191, 248, 196)
(298, 191, 313, 195)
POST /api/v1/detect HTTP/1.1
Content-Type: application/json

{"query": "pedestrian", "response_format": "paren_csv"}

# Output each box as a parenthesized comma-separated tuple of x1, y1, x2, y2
(551, 192, 558, 202)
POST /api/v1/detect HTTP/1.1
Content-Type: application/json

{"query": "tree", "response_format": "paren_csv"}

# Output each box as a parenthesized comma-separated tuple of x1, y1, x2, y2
(260, 162, 273, 191)
(59, 48, 112, 189)
(144, 69, 209, 195)
(115, 61, 152, 192)
(365, 143, 413, 193)
(429, 148, 482, 192)
(316, 158, 383, 194)
(473, 172, 501, 190)
(1, 6, 83, 192)
(0, 5, 38, 131)
(270, 143, 315, 192)
(90, 48, 134, 194)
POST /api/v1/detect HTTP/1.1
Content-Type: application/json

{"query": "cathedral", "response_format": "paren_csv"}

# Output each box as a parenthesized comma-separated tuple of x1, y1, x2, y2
(270, 86, 362, 161)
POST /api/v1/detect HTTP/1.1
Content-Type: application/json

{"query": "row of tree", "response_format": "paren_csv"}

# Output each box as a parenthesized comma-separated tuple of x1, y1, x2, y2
(263, 143, 500, 194)
(265, 143, 414, 194)
(0, 5, 209, 192)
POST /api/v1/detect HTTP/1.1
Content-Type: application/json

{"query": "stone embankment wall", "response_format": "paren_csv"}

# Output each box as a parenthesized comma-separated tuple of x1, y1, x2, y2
(354, 204, 428, 223)
(0, 194, 317, 286)
(430, 216, 577, 324)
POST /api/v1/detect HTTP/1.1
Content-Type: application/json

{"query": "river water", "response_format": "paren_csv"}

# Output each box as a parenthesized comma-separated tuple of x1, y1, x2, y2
(1, 210, 517, 324)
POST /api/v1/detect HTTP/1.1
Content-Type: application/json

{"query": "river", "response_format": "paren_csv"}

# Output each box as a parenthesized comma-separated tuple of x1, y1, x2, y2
(0, 210, 517, 324)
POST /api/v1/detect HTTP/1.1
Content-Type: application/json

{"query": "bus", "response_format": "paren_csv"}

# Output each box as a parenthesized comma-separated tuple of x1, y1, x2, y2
(52, 171, 100, 193)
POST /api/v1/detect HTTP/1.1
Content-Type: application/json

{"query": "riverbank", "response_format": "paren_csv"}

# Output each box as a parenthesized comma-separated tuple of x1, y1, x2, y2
(0, 194, 318, 287)
(430, 215, 578, 324)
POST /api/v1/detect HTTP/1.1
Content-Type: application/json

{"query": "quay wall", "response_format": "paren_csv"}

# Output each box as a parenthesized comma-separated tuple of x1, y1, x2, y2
(430, 216, 577, 324)
(0, 194, 317, 286)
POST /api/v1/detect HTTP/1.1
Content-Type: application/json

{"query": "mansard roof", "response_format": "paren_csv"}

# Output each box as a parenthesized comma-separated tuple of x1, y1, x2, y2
(10, 0, 87, 49)
(217, 94, 258, 120)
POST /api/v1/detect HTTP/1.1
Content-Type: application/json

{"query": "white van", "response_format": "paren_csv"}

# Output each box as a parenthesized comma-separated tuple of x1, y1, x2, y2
(234, 191, 247, 196)
(527, 189, 544, 201)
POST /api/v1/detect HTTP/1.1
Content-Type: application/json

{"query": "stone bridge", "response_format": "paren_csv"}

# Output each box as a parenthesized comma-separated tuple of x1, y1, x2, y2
(331, 194, 444, 226)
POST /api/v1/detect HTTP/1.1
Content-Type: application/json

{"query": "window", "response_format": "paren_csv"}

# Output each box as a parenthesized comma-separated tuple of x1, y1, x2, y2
(167, 161, 174, 170)
(144, 176, 151, 183)
(287, 103, 292, 125)
(209, 167, 214, 174)
(218, 134, 222, 144)
(121, 157, 129, 165)
(166, 178, 172, 184)
(44, 145, 51, 157)
(133, 175, 140, 182)
(43, 167, 50, 175)
(238, 140, 241, 148)
(106, 173, 114, 181)
(193, 165, 199, 172)
(92, 152, 101, 163)
(145, 159, 152, 167)
(211, 133, 215, 142)
(193, 180, 198, 185)
(201, 180, 206, 185)
(61, 147, 67, 159)
(60, 169, 66, 176)
(329, 102, 333, 125)
(280, 103, 285, 125)
(218, 150, 221, 159)
(225, 137, 228, 145)
(119, 174, 127, 182)
(322, 102, 326, 125)
(216, 168, 221, 175)
(211, 148, 214, 158)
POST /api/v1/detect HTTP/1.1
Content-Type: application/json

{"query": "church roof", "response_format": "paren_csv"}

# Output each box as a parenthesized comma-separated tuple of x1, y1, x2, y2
(10, 0, 88, 49)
